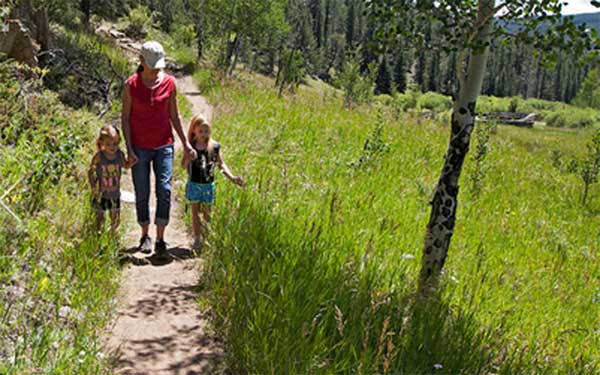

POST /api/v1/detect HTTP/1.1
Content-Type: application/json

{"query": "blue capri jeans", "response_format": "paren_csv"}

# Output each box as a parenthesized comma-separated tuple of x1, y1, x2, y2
(131, 145, 173, 226)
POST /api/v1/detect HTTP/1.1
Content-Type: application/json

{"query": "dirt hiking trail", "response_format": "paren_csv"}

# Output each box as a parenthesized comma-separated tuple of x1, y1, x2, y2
(104, 75, 222, 375)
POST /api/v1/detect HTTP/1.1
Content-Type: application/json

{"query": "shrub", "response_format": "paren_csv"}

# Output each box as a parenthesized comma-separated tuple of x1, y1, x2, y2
(172, 24, 196, 48)
(391, 84, 421, 114)
(279, 50, 306, 93)
(469, 122, 495, 198)
(334, 59, 375, 107)
(373, 94, 394, 106)
(572, 69, 600, 109)
(508, 96, 522, 112)
(350, 110, 390, 168)
(545, 107, 600, 128)
(476, 96, 567, 115)
(567, 129, 600, 205)
(417, 91, 452, 111)
(519, 98, 566, 113)
(476, 95, 510, 113)
(120, 5, 157, 38)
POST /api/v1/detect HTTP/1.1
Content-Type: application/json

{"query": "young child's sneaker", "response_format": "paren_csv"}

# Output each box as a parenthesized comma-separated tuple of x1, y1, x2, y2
(139, 235, 152, 254)
(155, 239, 169, 259)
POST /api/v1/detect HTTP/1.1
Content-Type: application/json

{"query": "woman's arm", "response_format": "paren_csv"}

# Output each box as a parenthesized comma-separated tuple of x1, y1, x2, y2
(169, 83, 196, 160)
(121, 83, 138, 166)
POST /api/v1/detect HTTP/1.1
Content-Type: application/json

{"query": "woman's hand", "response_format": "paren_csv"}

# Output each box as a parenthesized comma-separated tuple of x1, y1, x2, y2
(127, 150, 139, 167)
(185, 142, 197, 160)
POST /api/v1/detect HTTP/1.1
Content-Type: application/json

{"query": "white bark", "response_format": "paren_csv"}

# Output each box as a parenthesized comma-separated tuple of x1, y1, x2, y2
(418, 0, 495, 290)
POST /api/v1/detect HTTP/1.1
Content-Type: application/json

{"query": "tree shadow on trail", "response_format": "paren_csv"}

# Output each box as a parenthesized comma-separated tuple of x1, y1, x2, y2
(125, 284, 201, 319)
(110, 280, 225, 374)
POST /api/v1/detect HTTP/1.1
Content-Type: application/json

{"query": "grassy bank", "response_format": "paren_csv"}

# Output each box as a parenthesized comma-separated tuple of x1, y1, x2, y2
(196, 69, 599, 374)
(0, 28, 131, 373)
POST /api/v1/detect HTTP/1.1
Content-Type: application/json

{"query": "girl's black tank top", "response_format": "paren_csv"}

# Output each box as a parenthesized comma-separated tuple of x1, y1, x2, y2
(190, 142, 220, 184)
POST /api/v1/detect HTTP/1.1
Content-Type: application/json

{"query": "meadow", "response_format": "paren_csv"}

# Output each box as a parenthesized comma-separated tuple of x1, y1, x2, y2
(1, 22, 598, 372)
(196, 69, 600, 374)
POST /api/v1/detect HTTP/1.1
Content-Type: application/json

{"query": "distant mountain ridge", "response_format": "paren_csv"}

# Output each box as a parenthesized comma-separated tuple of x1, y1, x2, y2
(501, 11, 599, 35)
(570, 12, 600, 32)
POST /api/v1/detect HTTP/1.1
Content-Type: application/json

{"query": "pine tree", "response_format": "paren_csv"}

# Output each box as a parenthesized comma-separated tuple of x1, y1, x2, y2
(375, 56, 392, 95)
(393, 48, 407, 93)
(573, 68, 600, 109)
(428, 50, 439, 92)
(309, 0, 323, 48)
(554, 59, 563, 101)
(346, 0, 355, 47)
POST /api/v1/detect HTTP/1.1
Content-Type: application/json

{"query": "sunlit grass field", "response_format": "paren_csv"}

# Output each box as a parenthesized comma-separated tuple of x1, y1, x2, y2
(196, 69, 600, 374)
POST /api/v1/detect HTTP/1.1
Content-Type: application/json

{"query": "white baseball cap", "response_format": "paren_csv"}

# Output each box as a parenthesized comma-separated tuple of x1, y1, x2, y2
(140, 41, 166, 69)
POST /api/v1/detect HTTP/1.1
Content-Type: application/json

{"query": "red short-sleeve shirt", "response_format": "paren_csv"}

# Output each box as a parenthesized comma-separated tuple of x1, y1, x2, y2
(127, 72, 175, 149)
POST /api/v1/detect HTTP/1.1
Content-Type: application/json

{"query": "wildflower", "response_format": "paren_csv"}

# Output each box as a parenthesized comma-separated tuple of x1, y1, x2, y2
(58, 306, 71, 318)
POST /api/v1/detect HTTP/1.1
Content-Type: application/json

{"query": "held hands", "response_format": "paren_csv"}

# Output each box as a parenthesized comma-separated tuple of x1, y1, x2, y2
(185, 142, 197, 160)
(127, 149, 139, 167)
(123, 158, 135, 169)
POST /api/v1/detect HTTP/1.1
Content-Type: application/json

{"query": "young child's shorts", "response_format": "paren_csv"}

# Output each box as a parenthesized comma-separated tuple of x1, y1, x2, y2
(186, 181, 215, 204)
(92, 197, 121, 212)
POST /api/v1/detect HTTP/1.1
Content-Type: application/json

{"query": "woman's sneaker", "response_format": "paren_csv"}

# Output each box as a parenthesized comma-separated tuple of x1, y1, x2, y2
(155, 239, 169, 259)
(139, 235, 152, 254)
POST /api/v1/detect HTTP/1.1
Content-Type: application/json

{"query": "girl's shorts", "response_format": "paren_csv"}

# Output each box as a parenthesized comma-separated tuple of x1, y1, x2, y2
(186, 181, 215, 204)
(92, 197, 121, 212)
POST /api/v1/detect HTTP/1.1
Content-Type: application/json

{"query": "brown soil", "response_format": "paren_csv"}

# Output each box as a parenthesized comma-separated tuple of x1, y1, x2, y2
(104, 75, 223, 375)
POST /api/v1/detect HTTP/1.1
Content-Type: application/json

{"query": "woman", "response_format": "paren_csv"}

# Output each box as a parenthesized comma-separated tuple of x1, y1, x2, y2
(122, 41, 196, 258)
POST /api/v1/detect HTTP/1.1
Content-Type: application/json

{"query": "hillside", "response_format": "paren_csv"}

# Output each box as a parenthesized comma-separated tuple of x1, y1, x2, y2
(573, 11, 600, 32)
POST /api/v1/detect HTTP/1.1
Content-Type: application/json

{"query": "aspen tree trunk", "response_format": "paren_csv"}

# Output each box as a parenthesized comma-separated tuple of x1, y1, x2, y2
(196, 1, 205, 60)
(418, 0, 495, 291)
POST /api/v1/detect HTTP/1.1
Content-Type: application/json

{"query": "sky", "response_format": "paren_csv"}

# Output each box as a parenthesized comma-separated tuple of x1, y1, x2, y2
(561, 0, 600, 15)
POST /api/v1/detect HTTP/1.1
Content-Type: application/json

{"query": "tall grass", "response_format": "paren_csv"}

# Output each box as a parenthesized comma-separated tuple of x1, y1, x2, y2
(195, 69, 600, 374)
(0, 60, 120, 373)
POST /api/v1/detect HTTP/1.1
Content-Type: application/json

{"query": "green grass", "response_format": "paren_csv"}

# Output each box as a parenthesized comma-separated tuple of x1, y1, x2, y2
(195, 69, 600, 374)
(0, 60, 121, 373)
(384, 91, 599, 129)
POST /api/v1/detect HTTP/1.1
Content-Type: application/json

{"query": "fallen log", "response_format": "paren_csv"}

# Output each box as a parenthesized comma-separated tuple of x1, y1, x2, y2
(479, 112, 537, 128)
